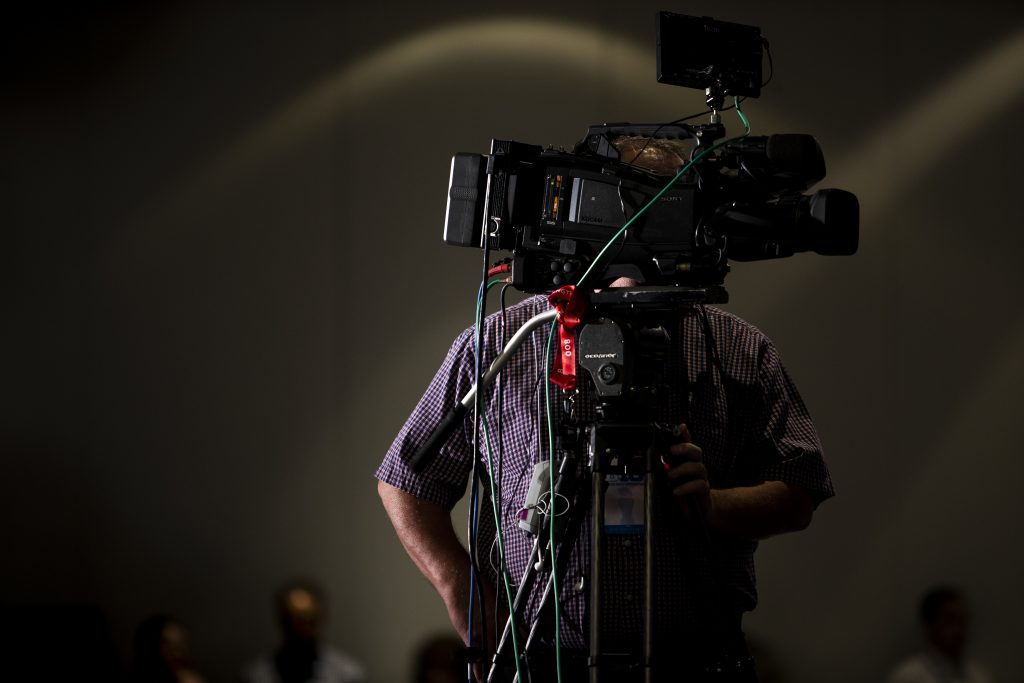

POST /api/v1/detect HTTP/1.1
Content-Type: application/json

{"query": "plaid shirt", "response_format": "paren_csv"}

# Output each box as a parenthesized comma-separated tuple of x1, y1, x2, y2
(376, 295, 833, 649)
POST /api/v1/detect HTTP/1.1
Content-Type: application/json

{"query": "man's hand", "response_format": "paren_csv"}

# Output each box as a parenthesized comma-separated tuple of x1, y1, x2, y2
(444, 573, 506, 682)
(662, 423, 712, 525)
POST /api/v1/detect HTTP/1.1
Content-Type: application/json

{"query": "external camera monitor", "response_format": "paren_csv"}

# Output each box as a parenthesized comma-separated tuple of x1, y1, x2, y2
(656, 12, 763, 98)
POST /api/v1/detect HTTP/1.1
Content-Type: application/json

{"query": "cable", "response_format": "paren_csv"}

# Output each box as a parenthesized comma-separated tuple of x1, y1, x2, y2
(492, 284, 506, 661)
(471, 274, 516, 663)
(493, 280, 512, 670)
(542, 319, 564, 683)
(488, 262, 512, 279)
(479, 418, 524, 683)
(496, 282, 511, 515)
(467, 227, 495, 677)
(468, 276, 525, 683)
(761, 38, 775, 89)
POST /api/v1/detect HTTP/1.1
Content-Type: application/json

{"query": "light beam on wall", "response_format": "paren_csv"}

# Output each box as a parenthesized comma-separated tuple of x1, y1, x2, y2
(747, 23, 1024, 306)
(828, 23, 1024, 213)
(130, 17, 1024, 299)
(132, 17, 655, 235)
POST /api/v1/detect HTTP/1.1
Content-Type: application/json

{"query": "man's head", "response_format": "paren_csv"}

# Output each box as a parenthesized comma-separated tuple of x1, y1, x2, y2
(275, 580, 325, 645)
(612, 136, 694, 176)
(919, 586, 970, 661)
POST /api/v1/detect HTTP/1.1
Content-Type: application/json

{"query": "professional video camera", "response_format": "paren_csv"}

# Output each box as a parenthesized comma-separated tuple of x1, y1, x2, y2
(443, 12, 858, 300)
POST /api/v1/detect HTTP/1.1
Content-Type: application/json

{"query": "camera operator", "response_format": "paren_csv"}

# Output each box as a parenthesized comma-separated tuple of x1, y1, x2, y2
(375, 274, 833, 682)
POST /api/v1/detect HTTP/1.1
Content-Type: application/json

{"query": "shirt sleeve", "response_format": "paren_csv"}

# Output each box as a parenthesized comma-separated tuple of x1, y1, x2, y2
(752, 338, 835, 506)
(375, 327, 477, 509)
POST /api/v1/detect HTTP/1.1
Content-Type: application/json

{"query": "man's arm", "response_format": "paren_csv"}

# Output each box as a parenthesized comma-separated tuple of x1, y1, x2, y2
(665, 425, 815, 540)
(708, 480, 814, 539)
(377, 480, 498, 648)
(377, 480, 474, 639)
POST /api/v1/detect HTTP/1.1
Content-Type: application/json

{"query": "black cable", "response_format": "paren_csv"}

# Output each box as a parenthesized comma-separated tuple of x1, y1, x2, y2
(493, 281, 514, 653)
(697, 304, 726, 380)
(688, 144, 708, 193)
(497, 283, 515, 492)
(761, 37, 775, 89)
(468, 229, 493, 671)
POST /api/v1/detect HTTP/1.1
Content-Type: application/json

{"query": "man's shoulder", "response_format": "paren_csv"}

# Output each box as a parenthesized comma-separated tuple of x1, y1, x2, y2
(463, 294, 551, 342)
(484, 294, 550, 321)
(702, 305, 767, 334)
(700, 305, 775, 351)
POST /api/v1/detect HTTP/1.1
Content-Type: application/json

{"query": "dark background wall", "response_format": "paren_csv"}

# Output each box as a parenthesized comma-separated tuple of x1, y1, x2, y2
(3, 1, 1023, 681)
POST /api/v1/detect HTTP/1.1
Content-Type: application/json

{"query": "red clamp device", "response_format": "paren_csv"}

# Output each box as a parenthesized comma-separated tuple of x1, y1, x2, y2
(547, 285, 588, 390)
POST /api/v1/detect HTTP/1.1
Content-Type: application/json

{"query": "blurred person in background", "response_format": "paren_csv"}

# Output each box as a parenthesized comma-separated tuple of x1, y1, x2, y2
(241, 580, 365, 683)
(413, 632, 465, 683)
(886, 585, 992, 683)
(129, 614, 206, 683)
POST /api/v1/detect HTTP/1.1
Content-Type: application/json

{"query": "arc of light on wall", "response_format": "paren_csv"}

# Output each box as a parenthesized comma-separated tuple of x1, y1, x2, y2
(187, 20, 1024, 229)
(772, 25, 1024, 644)
(749, 23, 1024, 304)
(131, 18, 655, 233)
(131, 18, 1024, 285)
(829, 23, 1024, 215)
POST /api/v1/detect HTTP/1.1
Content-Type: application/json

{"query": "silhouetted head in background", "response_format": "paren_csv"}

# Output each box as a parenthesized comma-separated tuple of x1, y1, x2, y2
(240, 579, 364, 683)
(130, 614, 204, 683)
(919, 586, 970, 663)
(413, 633, 465, 683)
(273, 580, 325, 683)
(276, 580, 324, 647)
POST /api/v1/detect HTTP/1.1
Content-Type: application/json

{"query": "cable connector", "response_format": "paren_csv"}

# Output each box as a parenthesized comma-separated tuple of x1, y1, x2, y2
(518, 460, 552, 536)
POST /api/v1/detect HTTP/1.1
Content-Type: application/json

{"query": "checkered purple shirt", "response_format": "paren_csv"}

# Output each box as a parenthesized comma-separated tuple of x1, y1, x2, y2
(376, 295, 832, 648)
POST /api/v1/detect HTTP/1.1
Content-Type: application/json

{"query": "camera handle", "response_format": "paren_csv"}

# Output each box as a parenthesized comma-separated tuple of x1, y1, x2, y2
(408, 309, 557, 474)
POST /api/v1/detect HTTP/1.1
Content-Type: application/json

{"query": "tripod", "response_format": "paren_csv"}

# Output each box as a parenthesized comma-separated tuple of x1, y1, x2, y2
(486, 287, 754, 683)
(410, 286, 756, 682)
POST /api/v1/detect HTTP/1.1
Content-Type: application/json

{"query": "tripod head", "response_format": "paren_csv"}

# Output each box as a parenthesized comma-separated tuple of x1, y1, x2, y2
(579, 286, 711, 421)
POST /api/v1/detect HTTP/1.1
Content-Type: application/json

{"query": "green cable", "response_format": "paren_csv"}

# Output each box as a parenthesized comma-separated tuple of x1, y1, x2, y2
(479, 419, 525, 683)
(474, 275, 524, 683)
(543, 319, 563, 683)
(733, 95, 751, 131)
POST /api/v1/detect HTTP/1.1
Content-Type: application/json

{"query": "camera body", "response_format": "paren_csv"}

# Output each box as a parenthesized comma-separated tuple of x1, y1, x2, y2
(445, 135, 716, 293)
